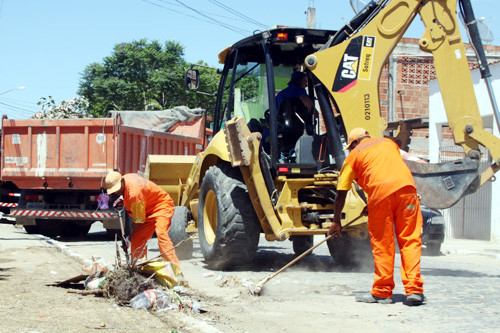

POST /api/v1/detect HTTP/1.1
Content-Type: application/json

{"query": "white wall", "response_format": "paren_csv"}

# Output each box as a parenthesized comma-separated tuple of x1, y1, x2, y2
(429, 63, 500, 242)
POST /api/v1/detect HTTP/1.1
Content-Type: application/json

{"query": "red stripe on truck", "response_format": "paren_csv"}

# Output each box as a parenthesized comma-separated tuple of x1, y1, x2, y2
(10, 210, 115, 219)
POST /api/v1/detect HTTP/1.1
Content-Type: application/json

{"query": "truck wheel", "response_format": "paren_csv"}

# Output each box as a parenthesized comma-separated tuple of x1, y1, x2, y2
(327, 235, 372, 267)
(292, 235, 314, 256)
(23, 225, 40, 234)
(36, 219, 65, 238)
(426, 243, 441, 256)
(62, 222, 92, 238)
(168, 206, 193, 260)
(198, 163, 260, 270)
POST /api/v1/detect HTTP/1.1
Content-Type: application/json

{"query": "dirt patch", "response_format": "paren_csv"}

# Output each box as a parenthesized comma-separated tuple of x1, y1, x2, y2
(0, 246, 217, 332)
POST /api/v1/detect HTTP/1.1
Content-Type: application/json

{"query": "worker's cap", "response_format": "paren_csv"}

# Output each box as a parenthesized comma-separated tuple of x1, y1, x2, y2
(345, 127, 370, 150)
(289, 71, 307, 85)
(104, 171, 123, 194)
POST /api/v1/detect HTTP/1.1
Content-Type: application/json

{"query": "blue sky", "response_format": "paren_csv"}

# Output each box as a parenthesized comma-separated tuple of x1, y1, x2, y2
(0, 0, 498, 119)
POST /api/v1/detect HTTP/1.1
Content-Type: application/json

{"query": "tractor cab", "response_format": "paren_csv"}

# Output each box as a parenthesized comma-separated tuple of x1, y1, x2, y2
(187, 27, 346, 177)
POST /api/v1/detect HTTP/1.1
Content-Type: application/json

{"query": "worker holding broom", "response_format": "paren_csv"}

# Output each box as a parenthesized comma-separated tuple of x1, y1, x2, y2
(328, 128, 425, 305)
(104, 171, 181, 269)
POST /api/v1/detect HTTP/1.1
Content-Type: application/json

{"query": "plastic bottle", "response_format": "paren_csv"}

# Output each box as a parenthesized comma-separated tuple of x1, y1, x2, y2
(130, 289, 157, 309)
(155, 290, 171, 309)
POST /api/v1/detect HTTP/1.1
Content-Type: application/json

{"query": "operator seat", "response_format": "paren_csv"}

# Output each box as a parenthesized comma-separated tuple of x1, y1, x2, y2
(277, 97, 310, 154)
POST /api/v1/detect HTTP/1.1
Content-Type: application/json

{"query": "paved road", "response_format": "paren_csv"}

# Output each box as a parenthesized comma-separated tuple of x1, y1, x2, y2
(2, 221, 500, 332)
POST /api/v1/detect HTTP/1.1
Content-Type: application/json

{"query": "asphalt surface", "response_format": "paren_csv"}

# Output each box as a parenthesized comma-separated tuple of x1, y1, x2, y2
(2, 221, 500, 332)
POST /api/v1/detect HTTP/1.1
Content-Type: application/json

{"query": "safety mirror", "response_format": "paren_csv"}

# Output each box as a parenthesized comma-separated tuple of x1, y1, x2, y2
(185, 69, 200, 90)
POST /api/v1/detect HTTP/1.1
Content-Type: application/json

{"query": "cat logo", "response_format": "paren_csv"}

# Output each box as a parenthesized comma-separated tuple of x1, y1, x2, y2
(332, 35, 376, 92)
(359, 36, 376, 81)
(364, 36, 374, 47)
(341, 54, 359, 79)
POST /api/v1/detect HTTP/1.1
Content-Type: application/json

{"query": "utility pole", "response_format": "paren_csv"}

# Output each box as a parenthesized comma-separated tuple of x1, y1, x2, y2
(307, 0, 315, 29)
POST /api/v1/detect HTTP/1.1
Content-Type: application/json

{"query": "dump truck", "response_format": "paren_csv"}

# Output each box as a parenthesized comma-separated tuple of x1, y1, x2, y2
(147, 0, 500, 269)
(1, 108, 208, 237)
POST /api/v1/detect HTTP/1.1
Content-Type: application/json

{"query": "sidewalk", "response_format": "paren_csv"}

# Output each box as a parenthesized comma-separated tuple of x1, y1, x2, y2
(441, 237, 500, 259)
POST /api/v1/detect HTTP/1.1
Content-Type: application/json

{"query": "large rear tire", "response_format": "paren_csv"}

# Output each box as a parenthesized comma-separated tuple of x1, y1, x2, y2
(198, 163, 260, 270)
(327, 234, 372, 267)
(168, 206, 194, 260)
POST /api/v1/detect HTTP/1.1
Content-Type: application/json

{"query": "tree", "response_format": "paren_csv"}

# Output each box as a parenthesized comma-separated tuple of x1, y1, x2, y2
(32, 96, 92, 119)
(78, 39, 218, 117)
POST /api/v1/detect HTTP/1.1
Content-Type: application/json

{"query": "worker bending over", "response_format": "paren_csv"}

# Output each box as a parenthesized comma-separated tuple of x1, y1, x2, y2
(104, 171, 181, 269)
(328, 128, 425, 305)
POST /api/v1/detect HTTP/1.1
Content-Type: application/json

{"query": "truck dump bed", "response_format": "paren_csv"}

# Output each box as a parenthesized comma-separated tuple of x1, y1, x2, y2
(1, 113, 205, 190)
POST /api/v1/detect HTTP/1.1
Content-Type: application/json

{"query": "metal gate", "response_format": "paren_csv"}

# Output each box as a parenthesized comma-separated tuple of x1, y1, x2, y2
(439, 145, 492, 240)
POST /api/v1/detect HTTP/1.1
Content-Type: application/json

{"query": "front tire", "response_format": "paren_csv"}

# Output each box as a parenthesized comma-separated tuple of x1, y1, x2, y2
(168, 206, 194, 260)
(198, 163, 260, 270)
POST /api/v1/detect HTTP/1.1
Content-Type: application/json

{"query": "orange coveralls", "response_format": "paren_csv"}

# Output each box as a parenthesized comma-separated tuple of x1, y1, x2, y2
(337, 138, 424, 298)
(122, 173, 180, 268)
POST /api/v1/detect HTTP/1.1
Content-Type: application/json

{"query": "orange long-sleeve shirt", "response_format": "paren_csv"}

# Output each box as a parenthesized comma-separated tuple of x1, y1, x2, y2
(337, 138, 415, 206)
(122, 174, 174, 224)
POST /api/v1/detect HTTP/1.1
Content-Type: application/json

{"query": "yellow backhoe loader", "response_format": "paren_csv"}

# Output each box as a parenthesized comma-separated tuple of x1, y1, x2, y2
(147, 0, 500, 269)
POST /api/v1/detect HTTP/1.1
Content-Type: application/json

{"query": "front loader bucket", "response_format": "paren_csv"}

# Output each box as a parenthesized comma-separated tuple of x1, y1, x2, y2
(145, 155, 196, 206)
(405, 158, 479, 209)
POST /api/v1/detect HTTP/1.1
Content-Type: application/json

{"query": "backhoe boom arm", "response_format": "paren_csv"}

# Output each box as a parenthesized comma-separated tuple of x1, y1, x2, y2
(306, 0, 500, 208)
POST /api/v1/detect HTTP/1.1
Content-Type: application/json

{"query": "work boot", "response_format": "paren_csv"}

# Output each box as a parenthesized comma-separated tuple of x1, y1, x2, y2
(355, 293, 392, 304)
(406, 293, 427, 305)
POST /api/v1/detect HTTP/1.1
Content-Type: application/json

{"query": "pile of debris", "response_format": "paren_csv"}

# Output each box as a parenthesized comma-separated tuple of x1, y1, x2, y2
(51, 240, 204, 313)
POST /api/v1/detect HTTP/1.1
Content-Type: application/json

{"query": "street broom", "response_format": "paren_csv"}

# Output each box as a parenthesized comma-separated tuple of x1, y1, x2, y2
(251, 213, 366, 295)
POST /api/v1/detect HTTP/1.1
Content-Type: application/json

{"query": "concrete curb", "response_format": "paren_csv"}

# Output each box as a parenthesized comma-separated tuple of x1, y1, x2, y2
(33, 234, 93, 266)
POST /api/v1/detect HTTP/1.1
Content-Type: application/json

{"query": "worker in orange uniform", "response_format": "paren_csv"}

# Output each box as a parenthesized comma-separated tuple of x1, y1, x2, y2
(104, 171, 181, 269)
(328, 128, 425, 305)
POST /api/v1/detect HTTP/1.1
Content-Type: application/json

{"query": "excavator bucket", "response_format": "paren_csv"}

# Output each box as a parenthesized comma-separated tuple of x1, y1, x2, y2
(405, 158, 479, 209)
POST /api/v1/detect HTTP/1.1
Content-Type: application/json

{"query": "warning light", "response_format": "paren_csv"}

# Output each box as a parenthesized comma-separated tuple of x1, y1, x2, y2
(278, 166, 289, 173)
(276, 32, 288, 41)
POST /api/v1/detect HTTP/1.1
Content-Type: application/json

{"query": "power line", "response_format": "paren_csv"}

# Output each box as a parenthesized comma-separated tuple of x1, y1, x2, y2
(0, 101, 39, 117)
(156, 0, 253, 24)
(172, 0, 249, 35)
(208, 0, 268, 29)
(140, 0, 250, 35)
(0, 96, 39, 108)
(141, 0, 215, 25)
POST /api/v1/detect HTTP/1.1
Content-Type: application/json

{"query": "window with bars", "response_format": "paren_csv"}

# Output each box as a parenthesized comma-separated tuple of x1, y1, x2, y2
(400, 58, 436, 86)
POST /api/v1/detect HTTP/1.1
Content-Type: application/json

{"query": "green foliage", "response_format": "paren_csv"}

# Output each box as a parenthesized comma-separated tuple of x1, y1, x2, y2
(78, 39, 218, 117)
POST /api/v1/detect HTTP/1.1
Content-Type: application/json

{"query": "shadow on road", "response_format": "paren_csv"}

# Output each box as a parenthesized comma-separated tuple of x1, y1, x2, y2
(53, 231, 116, 243)
(191, 248, 375, 274)
(422, 267, 500, 278)
(0, 267, 12, 281)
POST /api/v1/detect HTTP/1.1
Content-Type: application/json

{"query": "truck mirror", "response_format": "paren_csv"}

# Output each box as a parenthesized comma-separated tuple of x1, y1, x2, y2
(185, 69, 200, 90)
